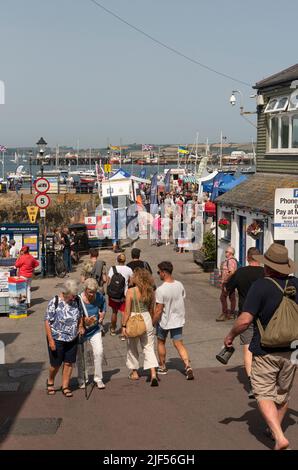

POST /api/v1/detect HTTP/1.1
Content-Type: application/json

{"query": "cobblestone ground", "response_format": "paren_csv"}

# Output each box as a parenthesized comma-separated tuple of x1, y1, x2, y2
(0, 240, 297, 450)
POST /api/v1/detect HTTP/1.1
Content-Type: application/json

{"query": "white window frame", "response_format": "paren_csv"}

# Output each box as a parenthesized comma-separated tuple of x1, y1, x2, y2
(265, 95, 289, 113)
(268, 112, 298, 153)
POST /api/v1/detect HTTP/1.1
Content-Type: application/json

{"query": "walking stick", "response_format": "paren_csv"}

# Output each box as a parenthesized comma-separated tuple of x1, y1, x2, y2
(79, 335, 88, 400)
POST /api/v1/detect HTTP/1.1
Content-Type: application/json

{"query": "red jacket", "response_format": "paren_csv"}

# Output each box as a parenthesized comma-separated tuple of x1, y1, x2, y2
(15, 254, 39, 278)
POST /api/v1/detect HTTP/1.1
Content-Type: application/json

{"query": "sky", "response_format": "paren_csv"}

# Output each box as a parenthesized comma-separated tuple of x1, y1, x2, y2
(0, 0, 297, 148)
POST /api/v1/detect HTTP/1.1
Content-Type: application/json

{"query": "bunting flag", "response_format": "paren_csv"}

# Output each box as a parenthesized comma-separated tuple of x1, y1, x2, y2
(164, 169, 171, 192)
(142, 144, 153, 152)
(109, 145, 120, 151)
(178, 146, 189, 155)
(0, 145, 7, 152)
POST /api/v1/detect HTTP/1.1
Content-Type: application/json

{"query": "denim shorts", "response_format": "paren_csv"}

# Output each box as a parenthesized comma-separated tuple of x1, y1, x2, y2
(156, 323, 183, 341)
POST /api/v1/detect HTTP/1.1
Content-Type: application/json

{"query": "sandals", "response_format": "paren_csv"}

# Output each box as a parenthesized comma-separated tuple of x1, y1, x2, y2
(128, 373, 139, 381)
(150, 378, 159, 387)
(62, 387, 73, 398)
(46, 380, 56, 395)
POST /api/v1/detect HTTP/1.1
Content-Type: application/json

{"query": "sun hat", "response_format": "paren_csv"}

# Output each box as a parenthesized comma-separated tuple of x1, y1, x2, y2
(253, 243, 295, 275)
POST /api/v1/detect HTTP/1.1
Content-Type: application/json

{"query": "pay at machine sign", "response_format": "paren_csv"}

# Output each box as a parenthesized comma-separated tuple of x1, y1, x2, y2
(26, 206, 39, 224)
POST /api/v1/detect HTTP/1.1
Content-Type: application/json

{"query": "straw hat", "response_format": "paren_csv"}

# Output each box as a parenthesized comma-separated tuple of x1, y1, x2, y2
(253, 243, 296, 275)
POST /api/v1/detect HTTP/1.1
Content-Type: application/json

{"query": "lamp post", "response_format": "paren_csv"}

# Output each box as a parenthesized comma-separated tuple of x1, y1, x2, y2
(220, 131, 227, 170)
(36, 137, 47, 177)
(36, 137, 47, 277)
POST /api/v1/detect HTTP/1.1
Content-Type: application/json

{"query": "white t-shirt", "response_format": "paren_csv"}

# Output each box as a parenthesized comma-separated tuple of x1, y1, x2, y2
(10, 246, 19, 258)
(108, 265, 133, 294)
(156, 280, 186, 329)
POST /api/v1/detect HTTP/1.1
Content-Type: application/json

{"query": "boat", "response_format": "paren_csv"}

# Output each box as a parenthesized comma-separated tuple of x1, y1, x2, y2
(7, 171, 32, 182)
(110, 157, 120, 164)
(122, 157, 132, 164)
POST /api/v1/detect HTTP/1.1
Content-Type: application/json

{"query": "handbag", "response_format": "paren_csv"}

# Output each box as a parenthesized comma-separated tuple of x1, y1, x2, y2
(126, 289, 147, 338)
(79, 294, 99, 331)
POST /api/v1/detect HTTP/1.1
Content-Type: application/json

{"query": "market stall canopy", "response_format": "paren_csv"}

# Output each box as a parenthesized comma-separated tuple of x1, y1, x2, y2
(183, 175, 198, 184)
(109, 168, 150, 184)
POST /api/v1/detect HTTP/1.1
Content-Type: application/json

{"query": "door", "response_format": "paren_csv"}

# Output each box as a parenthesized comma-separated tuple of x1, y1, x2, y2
(239, 216, 247, 267)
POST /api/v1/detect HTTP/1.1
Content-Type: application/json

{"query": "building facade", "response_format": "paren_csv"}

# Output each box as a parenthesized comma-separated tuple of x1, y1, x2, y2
(216, 64, 298, 272)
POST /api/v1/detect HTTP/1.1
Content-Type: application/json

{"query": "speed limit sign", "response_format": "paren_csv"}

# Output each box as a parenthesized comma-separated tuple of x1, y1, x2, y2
(34, 177, 50, 194)
(35, 193, 51, 209)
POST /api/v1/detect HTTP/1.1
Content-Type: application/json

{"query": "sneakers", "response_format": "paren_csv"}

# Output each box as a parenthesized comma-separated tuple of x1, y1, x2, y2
(96, 380, 106, 390)
(109, 327, 116, 336)
(157, 366, 168, 375)
(120, 335, 126, 341)
(78, 379, 88, 389)
(185, 366, 194, 380)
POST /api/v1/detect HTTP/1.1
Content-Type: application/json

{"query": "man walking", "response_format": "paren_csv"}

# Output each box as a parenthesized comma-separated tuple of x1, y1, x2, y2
(127, 247, 152, 274)
(217, 246, 237, 321)
(224, 243, 298, 450)
(153, 261, 194, 380)
(225, 247, 264, 398)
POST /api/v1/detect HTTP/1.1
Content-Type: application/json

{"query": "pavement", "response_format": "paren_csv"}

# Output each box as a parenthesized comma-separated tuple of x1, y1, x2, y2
(0, 240, 297, 450)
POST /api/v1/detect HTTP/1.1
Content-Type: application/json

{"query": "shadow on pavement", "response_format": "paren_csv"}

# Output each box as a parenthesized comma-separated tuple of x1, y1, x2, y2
(219, 401, 298, 450)
(166, 357, 186, 376)
(225, 365, 249, 393)
(0, 361, 44, 445)
(0, 333, 20, 346)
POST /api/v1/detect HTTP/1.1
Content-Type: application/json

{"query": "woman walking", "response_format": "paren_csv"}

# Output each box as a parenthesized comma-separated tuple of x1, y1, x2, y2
(77, 278, 106, 389)
(45, 279, 84, 397)
(15, 246, 39, 308)
(122, 269, 159, 386)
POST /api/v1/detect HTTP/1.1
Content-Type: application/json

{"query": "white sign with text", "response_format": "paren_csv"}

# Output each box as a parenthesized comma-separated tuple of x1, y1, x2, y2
(274, 188, 298, 240)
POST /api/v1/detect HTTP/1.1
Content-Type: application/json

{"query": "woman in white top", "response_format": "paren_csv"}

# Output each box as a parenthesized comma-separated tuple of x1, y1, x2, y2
(107, 253, 133, 339)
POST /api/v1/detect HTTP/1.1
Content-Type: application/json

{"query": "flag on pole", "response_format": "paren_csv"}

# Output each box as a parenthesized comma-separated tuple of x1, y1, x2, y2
(140, 168, 147, 179)
(164, 169, 171, 192)
(211, 173, 225, 201)
(178, 146, 189, 155)
(150, 173, 158, 205)
(0, 145, 7, 152)
(142, 144, 153, 152)
(109, 145, 120, 151)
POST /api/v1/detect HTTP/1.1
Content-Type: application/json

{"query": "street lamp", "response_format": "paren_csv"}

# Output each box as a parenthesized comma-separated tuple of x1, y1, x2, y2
(36, 137, 47, 177)
(36, 137, 47, 277)
(229, 90, 257, 128)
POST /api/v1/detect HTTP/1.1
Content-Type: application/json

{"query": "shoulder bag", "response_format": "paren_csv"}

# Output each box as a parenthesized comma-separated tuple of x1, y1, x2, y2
(126, 289, 147, 338)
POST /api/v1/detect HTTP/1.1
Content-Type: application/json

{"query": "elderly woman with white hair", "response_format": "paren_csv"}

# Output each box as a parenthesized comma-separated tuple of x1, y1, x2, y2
(45, 279, 84, 398)
(77, 278, 106, 389)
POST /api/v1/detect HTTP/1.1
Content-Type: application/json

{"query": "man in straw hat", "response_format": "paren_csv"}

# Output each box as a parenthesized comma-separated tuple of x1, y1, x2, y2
(224, 243, 298, 450)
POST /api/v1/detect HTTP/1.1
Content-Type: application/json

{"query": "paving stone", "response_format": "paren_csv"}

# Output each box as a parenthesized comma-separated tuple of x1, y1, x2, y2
(8, 368, 40, 379)
(0, 417, 63, 436)
(0, 382, 20, 392)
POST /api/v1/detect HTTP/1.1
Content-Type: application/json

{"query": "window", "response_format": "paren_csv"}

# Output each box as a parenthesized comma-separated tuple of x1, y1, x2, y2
(221, 212, 232, 242)
(271, 116, 279, 148)
(281, 116, 289, 148)
(265, 95, 289, 113)
(292, 115, 298, 148)
(288, 91, 298, 111)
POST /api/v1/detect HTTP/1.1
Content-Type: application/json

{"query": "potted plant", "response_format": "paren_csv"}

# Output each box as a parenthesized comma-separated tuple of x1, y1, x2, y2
(218, 218, 230, 230)
(202, 231, 216, 272)
(247, 221, 263, 240)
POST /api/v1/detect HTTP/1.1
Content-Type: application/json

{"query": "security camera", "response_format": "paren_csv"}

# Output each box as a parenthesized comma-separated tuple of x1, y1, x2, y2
(229, 94, 236, 106)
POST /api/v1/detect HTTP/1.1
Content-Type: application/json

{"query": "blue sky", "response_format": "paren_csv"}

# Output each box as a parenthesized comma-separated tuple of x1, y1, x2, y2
(0, 0, 297, 147)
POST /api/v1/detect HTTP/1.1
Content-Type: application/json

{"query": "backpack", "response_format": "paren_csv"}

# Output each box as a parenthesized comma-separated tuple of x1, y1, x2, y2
(257, 277, 298, 348)
(107, 266, 126, 301)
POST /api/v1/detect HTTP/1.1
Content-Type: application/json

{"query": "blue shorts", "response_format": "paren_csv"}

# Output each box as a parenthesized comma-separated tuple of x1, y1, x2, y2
(156, 324, 183, 341)
(47, 338, 78, 367)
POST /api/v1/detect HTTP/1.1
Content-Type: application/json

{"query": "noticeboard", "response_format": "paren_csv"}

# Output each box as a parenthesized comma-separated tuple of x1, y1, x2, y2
(0, 224, 40, 259)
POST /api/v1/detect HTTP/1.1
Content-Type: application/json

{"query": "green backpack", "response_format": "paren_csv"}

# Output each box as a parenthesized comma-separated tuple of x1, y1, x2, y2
(257, 277, 298, 348)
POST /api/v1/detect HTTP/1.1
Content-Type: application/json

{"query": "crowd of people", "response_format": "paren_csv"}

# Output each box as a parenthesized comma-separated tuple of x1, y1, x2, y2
(45, 248, 194, 398)
(220, 243, 298, 451)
